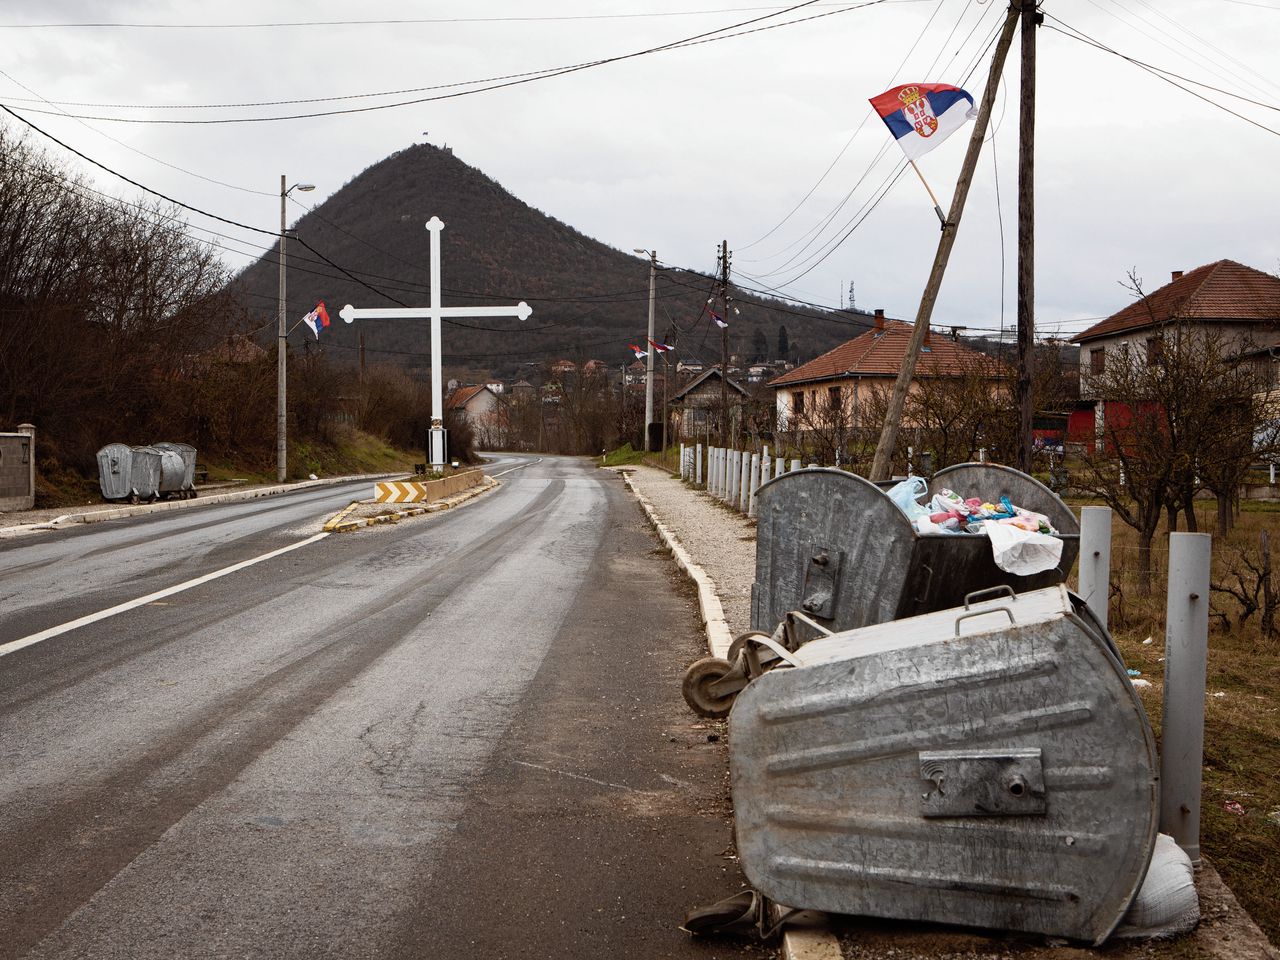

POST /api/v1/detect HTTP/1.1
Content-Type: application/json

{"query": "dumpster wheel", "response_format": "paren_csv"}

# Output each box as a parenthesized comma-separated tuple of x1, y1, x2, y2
(681, 889, 798, 940)
(681, 657, 737, 719)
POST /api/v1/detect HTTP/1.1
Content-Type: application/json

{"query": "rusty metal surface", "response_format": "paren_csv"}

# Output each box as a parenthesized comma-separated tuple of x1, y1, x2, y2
(751, 467, 1080, 635)
(730, 585, 1159, 945)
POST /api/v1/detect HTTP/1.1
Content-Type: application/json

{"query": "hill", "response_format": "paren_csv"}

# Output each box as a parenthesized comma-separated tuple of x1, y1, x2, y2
(230, 143, 869, 381)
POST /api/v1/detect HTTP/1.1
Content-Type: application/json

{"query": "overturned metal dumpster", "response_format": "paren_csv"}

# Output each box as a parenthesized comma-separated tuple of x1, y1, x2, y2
(152, 441, 197, 498)
(751, 463, 1080, 636)
(728, 584, 1158, 945)
(97, 442, 199, 502)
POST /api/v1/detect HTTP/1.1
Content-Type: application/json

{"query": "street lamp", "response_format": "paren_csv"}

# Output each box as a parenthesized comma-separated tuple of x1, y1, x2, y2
(633, 248, 657, 452)
(278, 176, 315, 483)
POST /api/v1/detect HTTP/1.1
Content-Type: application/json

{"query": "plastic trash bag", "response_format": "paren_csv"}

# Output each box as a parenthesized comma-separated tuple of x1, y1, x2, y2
(886, 476, 930, 521)
(982, 519, 1063, 575)
(1112, 834, 1200, 939)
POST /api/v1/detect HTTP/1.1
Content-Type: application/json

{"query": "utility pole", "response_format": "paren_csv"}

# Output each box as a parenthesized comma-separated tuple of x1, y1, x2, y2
(869, 5, 1020, 481)
(276, 175, 314, 484)
(1017, 0, 1041, 473)
(719, 240, 732, 447)
(634, 248, 658, 451)
(358, 330, 366, 384)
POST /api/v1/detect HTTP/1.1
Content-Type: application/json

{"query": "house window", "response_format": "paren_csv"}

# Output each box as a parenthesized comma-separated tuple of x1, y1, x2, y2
(793, 390, 805, 414)
(1147, 337, 1163, 365)
(1090, 347, 1105, 374)
(828, 385, 841, 409)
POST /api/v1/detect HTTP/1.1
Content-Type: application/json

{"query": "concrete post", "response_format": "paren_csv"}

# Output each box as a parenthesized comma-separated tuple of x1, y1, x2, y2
(1160, 532, 1211, 867)
(761, 445, 771, 488)
(748, 453, 761, 517)
(711, 448, 720, 496)
(732, 450, 742, 505)
(17, 423, 35, 511)
(679, 443, 686, 479)
(1078, 506, 1112, 631)
(775, 456, 785, 480)
(738, 451, 749, 512)
(790, 458, 801, 472)
(696, 443, 703, 486)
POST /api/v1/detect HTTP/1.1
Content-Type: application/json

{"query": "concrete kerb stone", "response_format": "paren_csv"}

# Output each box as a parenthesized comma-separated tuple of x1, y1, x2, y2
(324, 476, 499, 532)
(615, 465, 843, 960)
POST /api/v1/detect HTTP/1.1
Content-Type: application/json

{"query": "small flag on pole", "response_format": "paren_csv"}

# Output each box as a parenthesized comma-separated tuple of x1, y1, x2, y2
(302, 301, 331, 339)
(869, 83, 976, 161)
(647, 339, 674, 353)
(709, 310, 728, 329)
(629, 343, 648, 359)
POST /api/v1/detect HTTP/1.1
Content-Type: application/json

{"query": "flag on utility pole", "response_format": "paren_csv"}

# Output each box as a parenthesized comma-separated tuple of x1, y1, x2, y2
(302, 301, 331, 339)
(708, 310, 728, 329)
(629, 343, 648, 359)
(647, 339, 674, 353)
(869, 83, 976, 160)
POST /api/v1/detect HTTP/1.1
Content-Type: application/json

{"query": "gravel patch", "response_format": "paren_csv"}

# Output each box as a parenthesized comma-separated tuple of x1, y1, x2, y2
(622, 464, 756, 636)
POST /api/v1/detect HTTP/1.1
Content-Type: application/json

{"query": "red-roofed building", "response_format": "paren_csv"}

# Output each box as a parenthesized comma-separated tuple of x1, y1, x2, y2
(769, 310, 1002, 430)
(445, 384, 500, 422)
(1069, 260, 1280, 441)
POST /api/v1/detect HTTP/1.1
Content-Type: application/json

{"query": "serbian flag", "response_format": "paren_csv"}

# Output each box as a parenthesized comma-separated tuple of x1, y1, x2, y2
(869, 83, 976, 161)
(302, 301, 331, 339)
(708, 310, 728, 329)
(629, 343, 648, 359)
(648, 338, 674, 353)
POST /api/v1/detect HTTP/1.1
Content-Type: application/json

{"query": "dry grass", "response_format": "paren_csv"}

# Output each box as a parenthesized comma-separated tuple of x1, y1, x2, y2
(1070, 498, 1280, 945)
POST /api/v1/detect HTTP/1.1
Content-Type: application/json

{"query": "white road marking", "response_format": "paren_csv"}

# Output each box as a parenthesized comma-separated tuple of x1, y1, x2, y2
(490, 457, 542, 479)
(0, 531, 330, 659)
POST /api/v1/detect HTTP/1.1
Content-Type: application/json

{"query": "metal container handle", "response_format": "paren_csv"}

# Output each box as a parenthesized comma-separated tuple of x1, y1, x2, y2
(963, 585, 1017, 609)
(954, 606, 1016, 636)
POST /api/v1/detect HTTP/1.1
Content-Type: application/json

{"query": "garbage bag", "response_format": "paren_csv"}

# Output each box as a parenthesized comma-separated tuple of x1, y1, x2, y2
(1112, 834, 1200, 939)
(982, 519, 1063, 575)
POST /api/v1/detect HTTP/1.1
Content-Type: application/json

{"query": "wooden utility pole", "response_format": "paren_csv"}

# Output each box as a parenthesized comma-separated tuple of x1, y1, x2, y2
(1016, 0, 1041, 473)
(719, 240, 731, 446)
(869, 4, 1021, 481)
(358, 330, 366, 383)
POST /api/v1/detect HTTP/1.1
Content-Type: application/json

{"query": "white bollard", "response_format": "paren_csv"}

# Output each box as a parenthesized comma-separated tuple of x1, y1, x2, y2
(678, 443, 685, 478)
(739, 451, 751, 512)
(775, 456, 785, 480)
(761, 447, 771, 489)
(696, 443, 703, 486)
(734, 450, 745, 507)
(714, 448, 722, 497)
(1271, 461, 1276, 485)
(791, 458, 801, 472)
(709, 448, 717, 495)
(1078, 506, 1113, 630)
(748, 453, 761, 517)
(1160, 532, 1211, 867)
(724, 449, 733, 502)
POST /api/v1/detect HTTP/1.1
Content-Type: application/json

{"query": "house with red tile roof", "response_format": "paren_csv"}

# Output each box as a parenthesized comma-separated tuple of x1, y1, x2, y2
(768, 310, 1002, 430)
(1072, 260, 1280, 383)
(1068, 260, 1280, 441)
(445, 384, 500, 422)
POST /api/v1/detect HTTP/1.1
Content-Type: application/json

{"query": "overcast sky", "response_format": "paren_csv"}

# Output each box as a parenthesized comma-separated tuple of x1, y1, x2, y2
(3, 0, 1277, 343)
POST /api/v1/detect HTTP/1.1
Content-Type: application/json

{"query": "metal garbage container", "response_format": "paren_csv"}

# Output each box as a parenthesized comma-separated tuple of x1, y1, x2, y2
(752, 463, 1080, 636)
(728, 584, 1157, 945)
(128, 446, 164, 502)
(96, 443, 134, 501)
(153, 441, 197, 498)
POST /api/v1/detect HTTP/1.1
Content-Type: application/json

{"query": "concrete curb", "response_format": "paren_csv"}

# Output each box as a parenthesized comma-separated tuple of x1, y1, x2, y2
(616, 468, 841, 960)
(618, 470, 733, 659)
(325, 477, 499, 532)
(0, 473, 410, 540)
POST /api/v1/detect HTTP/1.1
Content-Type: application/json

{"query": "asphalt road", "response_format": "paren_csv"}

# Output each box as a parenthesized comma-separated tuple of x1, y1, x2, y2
(0, 455, 755, 959)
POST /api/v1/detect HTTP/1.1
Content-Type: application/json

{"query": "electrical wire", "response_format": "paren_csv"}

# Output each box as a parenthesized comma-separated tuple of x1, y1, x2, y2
(0, 0, 901, 125)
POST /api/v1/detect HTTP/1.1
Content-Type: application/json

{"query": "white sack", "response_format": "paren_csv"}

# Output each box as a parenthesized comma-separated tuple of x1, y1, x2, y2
(1112, 833, 1200, 940)
(981, 520, 1063, 576)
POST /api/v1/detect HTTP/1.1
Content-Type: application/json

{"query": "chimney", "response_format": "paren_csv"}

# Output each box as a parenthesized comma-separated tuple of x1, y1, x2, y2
(873, 308, 885, 331)
(1171, 270, 1184, 281)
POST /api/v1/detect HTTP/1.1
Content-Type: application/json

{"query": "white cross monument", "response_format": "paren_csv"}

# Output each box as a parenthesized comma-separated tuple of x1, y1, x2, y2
(339, 216, 532, 468)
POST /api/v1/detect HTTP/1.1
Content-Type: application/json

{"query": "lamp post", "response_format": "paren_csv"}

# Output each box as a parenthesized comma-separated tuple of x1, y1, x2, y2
(633, 248, 657, 451)
(278, 175, 315, 483)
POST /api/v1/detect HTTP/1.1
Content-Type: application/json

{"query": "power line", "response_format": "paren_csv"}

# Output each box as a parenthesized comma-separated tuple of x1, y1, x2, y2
(0, 0, 900, 125)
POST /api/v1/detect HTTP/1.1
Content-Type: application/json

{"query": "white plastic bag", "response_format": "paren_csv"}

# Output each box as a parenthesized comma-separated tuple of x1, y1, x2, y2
(1112, 834, 1200, 939)
(981, 520, 1063, 575)
(886, 476, 930, 522)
